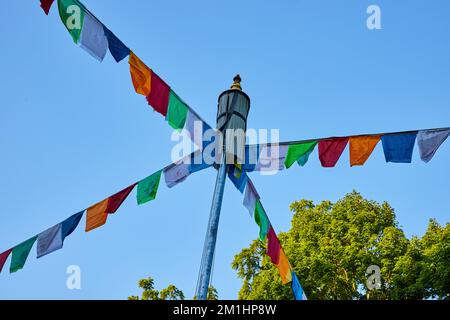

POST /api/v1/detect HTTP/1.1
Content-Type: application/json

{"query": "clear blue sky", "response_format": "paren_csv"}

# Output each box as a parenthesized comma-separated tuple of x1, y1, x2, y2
(0, 0, 449, 299)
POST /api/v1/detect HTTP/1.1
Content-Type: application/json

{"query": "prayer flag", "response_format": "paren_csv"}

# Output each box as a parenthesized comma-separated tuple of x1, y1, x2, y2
(106, 184, 136, 213)
(242, 145, 259, 172)
(164, 161, 190, 188)
(58, 0, 85, 44)
(381, 133, 417, 163)
(129, 51, 151, 96)
(85, 199, 109, 232)
(349, 136, 380, 166)
(254, 200, 270, 240)
(255, 145, 288, 172)
(292, 271, 307, 300)
(0, 249, 12, 273)
(167, 90, 188, 130)
(267, 227, 281, 264)
(243, 179, 259, 218)
(37, 224, 63, 258)
(137, 170, 162, 205)
(80, 13, 108, 62)
(10, 236, 37, 273)
(318, 138, 348, 167)
(228, 165, 248, 193)
(62, 211, 84, 241)
(277, 249, 292, 285)
(40, 0, 55, 15)
(103, 27, 130, 63)
(146, 72, 170, 117)
(284, 141, 317, 169)
(417, 129, 450, 163)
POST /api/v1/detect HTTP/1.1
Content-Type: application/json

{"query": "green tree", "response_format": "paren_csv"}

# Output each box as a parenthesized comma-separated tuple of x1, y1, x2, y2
(232, 191, 449, 300)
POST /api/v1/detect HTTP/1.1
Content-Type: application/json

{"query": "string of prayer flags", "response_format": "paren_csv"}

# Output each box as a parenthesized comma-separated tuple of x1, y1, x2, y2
(349, 136, 380, 167)
(79, 13, 108, 62)
(40, 0, 55, 15)
(103, 27, 130, 63)
(292, 271, 307, 300)
(255, 145, 288, 172)
(37, 224, 63, 258)
(129, 51, 151, 96)
(417, 129, 450, 163)
(381, 133, 417, 163)
(163, 160, 190, 188)
(58, 0, 85, 44)
(243, 179, 259, 217)
(284, 141, 317, 169)
(276, 248, 293, 285)
(0, 249, 12, 273)
(254, 200, 270, 241)
(10, 236, 38, 273)
(318, 138, 348, 167)
(137, 170, 162, 205)
(167, 91, 189, 131)
(267, 227, 281, 264)
(146, 72, 170, 117)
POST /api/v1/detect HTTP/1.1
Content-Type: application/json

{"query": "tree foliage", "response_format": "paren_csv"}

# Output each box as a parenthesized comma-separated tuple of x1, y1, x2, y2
(232, 191, 449, 300)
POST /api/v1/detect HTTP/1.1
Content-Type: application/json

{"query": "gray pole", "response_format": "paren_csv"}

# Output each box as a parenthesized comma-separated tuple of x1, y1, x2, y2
(196, 150, 227, 300)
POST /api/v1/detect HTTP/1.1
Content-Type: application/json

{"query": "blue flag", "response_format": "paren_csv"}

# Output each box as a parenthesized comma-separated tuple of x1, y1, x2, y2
(292, 271, 307, 300)
(62, 211, 84, 242)
(103, 27, 130, 63)
(381, 133, 417, 163)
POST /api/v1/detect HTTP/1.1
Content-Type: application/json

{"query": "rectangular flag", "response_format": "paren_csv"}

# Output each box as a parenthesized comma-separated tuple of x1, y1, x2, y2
(62, 211, 84, 242)
(267, 227, 281, 264)
(243, 179, 259, 218)
(318, 138, 349, 167)
(37, 224, 63, 258)
(80, 13, 108, 62)
(106, 184, 136, 213)
(85, 199, 109, 232)
(381, 133, 417, 163)
(146, 72, 170, 117)
(255, 145, 288, 172)
(277, 248, 293, 285)
(254, 200, 270, 241)
(58, 0, 85, 44)
(292, 271, 307, 300)
(228, 165, 248, 193)
(349, 136, 380, 166)
(166, 90, 188, 131)
(163, 161, 190, 188)
(284, 141, 317, 169)
(417, 129, 450, 163)
(137, 170, 162, 205)
(103, 27, 130, 63)
(129, 51, 151, 96)
(10, 236, 38, 273)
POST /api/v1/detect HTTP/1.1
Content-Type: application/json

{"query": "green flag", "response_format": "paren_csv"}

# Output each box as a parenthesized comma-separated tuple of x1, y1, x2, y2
(166, 90, 188, 131)
(254, 200, 270, 240)
(10, 236, 37, 273)
(284, 141, 317, 168)
(137, 170, 162, 205)
(58, 0, 85, 43)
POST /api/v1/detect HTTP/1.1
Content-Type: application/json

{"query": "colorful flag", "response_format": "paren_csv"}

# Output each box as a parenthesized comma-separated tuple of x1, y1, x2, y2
(129, 51, 151, 96)
(254, 200, 270, 240)
(146, 72, 170, 117)
(106, 184, 136, 213)
(243, 179, 259, 218)
(103, 27, 130, 63)
(255, 145, 288, 172)
(62, 211, 84, 241)
(381, 133, 417, 163)
(277, 248, 292, 285)
(10, 236, 37, 273)
(80, 13, 108, 62)
(58, 0, 85, 44)
(284, 141, 317, 169)
(40, 0, 55, 15)
(166, 90, 188, 131)
(349, 136, 380, 166)
(85, 199, 109, 232)
(318, 138, 349, 167)
(417, 129, 450, 163)
(0, 249, 12, 273)
(267, 227, 281, 264)
(292, 271, 307, 300)
(137, 170, 162, 205)
(37, 224, 63, 258)
(163, 161, 190, 188)
(242, 145, 259, 172)
(228, 165, 248, 193)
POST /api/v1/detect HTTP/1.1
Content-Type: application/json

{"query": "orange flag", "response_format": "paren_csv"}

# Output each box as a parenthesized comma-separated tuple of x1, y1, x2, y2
(85, 199, 109, 232)
(129, 51, 151, 96)
(349, 136, 380, 166)
(276, 248, 293, 284)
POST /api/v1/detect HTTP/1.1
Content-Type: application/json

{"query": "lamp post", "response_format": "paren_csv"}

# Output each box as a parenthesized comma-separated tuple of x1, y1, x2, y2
(195, 75, 251, 300)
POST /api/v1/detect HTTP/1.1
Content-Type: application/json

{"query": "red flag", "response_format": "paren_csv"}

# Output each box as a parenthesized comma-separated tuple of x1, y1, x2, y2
(267, 227, 281, 264)
(318, 138, 349, 167)
(106, 184, 136, 213)
(146, 72, 170, 117)
(40, 0, 55, 15)
(0, 249, 12, 273)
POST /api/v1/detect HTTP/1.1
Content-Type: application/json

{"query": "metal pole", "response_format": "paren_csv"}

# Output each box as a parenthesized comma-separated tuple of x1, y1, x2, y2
(196, 151, 227, 300)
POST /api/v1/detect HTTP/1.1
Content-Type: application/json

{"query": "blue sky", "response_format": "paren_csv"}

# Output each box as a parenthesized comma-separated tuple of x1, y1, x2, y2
(0, 0, 449, 299)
